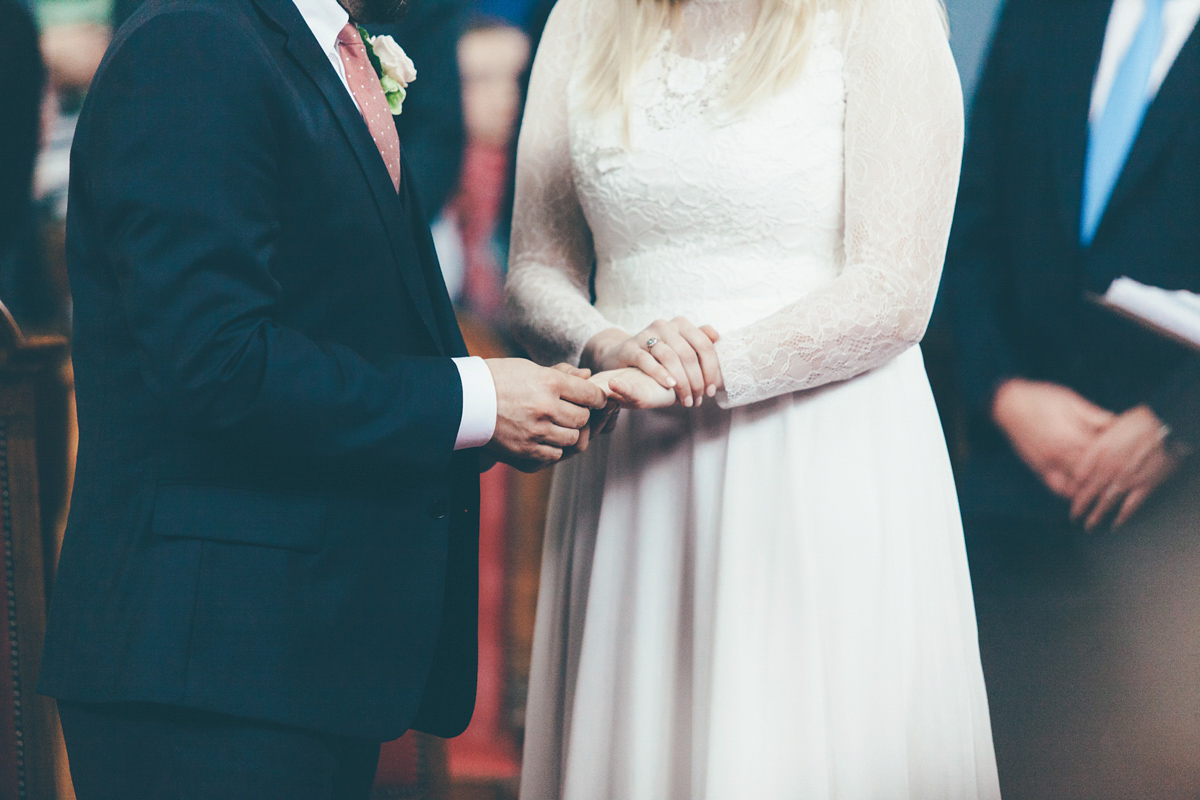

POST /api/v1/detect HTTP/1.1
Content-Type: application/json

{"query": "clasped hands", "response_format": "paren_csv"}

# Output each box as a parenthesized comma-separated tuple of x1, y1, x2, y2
(583, 317, 723, 411)
(483, 317, 721, 473)
(992, 379, 1184, 530)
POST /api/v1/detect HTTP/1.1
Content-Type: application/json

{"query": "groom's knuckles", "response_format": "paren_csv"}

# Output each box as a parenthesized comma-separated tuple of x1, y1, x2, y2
(536, 367, 600, 409)
(528, 444, 563, 465)
(558, 375, 607, 409)
(544, 425, 581, 448)
(551, 400, 591, 429)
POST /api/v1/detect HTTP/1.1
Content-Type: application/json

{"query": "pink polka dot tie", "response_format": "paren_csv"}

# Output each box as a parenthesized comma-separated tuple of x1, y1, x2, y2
(336, 23, 402, 192)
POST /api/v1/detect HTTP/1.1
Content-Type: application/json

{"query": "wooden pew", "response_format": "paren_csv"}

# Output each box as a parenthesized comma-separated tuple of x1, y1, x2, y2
(0, 302, 73, 800)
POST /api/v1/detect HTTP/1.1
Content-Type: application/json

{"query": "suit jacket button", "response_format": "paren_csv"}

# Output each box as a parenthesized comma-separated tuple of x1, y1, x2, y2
(428, 499, 448, 519)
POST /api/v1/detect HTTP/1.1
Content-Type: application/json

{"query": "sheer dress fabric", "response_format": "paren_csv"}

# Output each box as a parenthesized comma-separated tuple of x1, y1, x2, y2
(507, 0, 1001, 796)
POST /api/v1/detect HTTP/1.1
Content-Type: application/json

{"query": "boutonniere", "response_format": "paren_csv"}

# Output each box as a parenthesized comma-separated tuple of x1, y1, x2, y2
(357, 27, 417, 115)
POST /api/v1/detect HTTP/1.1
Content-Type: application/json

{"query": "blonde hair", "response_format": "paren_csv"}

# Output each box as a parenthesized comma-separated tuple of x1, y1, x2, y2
(580, 0, 840, 120)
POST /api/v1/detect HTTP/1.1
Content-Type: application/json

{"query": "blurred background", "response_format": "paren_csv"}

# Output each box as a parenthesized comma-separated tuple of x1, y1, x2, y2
(7, 1, 1200, 799)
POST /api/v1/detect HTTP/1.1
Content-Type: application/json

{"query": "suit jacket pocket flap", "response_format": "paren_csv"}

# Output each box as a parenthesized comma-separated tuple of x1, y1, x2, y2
(153, 483, 329, 553)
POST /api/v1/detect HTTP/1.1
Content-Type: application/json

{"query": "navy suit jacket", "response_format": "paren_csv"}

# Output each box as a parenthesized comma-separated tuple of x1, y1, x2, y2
(945, 0, 1200, 523)
(38, 0, 480, 741)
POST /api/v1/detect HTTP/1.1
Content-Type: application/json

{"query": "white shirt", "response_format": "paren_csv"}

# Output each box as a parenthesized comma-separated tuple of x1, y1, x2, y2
(292, 0, 497, 450)
(1091, 0, 1200, 120)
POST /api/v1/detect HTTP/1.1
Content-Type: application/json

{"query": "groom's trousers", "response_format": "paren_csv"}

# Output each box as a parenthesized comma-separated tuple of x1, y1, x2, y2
(58, 701, 382, 800)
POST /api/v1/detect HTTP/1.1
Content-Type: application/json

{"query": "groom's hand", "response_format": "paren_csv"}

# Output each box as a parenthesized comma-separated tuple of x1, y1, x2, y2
(485, 359, 608, 472)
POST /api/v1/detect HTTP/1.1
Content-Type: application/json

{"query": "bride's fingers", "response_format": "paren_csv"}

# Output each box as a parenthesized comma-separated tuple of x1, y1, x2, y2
(627, 344, 677, 391)
(661, 331, 705, 405)
(637, 326, 692, 406)
(676, 321, 721, 398)
(649, 342, 695, 407)
(700, 324, 720, 343)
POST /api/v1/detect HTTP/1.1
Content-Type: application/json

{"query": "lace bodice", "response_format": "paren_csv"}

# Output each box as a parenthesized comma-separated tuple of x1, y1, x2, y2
(506, 0, 964, 407)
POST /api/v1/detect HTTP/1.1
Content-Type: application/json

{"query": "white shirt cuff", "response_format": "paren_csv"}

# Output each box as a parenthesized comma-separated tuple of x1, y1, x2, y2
(453, 356, 497, 450)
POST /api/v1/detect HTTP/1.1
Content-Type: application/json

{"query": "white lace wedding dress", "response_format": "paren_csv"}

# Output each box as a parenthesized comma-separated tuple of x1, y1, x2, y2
(506, 0, 1000, 796)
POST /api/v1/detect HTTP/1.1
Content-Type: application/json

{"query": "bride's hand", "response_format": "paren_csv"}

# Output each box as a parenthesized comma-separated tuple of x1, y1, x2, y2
(590, 368, 678, 410)
(582, 318, 722, 408)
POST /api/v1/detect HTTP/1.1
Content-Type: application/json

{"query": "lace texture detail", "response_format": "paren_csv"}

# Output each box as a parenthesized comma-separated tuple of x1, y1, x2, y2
(506, 0, 964, 408)
(643, 31, 745, 130)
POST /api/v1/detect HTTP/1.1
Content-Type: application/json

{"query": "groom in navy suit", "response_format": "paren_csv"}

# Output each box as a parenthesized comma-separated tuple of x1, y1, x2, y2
(36, 0, 607, 796)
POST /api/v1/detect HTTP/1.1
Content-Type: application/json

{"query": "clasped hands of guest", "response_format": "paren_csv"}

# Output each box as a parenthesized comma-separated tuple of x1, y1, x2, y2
(992, 378, 1185, 531)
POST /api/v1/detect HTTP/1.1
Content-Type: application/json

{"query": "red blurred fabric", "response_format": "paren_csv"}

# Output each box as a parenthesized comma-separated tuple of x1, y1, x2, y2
(451, 143, 509, 322)
(374, 732, 420, 789)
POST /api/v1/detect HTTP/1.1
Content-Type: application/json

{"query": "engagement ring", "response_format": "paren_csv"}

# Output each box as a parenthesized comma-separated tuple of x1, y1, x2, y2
(645, 337, 660, 349)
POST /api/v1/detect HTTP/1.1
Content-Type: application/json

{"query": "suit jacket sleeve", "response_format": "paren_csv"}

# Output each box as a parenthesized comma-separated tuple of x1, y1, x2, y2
(80, 9, 464, 473)
(943, 0, 1026, 418)
(378, 0, 467, 219)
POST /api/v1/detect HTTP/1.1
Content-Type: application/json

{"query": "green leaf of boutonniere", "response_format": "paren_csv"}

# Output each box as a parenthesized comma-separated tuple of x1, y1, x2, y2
(357, 26, 406, 115)
(384, 86, 406, 115)
(357, 26, 385, 76)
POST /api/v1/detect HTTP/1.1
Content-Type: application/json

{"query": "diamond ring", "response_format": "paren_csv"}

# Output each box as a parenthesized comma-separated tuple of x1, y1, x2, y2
(645, 337, 660, 350)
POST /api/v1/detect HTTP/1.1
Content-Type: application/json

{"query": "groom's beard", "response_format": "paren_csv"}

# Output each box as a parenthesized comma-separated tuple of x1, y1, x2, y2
(343, 0, 408, 24)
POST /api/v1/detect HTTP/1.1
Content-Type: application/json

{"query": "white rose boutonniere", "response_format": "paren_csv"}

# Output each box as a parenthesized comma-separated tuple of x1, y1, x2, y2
(357, 27, 417, 115)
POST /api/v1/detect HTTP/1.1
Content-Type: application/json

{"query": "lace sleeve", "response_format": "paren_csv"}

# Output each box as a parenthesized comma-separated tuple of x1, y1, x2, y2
(715, 0, 964, 408)
(505, 0, 613, 366)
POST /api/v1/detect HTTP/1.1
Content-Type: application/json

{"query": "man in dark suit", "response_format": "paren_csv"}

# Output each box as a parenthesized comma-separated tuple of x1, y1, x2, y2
(36, 0, 607, 797)
(945, 0, 1200, 795)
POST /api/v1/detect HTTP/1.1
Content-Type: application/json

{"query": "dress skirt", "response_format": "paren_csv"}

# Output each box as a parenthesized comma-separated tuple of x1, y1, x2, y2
(519, 346, 1001, 800)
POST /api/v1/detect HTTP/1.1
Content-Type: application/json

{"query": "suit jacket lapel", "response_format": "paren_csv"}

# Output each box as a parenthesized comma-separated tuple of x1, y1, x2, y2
(251, 0, 446, 353)
(1052, 0, 1113, 244)
(1102, 20, 1200, 227)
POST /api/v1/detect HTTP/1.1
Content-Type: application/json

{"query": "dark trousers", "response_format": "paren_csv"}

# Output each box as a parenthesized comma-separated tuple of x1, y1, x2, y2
(58, 701, 381, 800)
(966, 459, 1200, 799)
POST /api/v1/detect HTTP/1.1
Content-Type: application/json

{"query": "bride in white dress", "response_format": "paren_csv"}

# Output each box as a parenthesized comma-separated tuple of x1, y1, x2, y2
(506, 0, 1000, 796)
